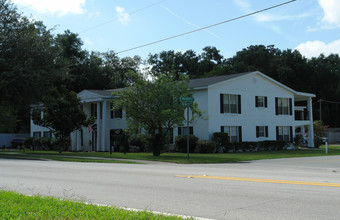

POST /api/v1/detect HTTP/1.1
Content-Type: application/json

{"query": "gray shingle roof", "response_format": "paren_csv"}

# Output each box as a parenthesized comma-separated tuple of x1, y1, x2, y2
(85, 72, 254, 97)
(87, 88, 123, 97)
(187, 72, 253, 88)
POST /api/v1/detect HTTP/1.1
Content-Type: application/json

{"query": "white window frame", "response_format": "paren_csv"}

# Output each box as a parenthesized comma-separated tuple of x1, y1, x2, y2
(277, 98, 290, 115)
(223, 126, 240, 143)
(277, 126, 290, 141)
(223, 94, 239, 114)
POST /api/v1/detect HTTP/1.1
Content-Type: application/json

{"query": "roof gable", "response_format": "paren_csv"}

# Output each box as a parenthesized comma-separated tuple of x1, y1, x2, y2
(188, 71, 315, 98)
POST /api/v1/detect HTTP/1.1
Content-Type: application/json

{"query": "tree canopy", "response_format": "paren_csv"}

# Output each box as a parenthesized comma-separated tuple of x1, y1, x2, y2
(112, 73, 201, 156)
(32, 86, 90, 153)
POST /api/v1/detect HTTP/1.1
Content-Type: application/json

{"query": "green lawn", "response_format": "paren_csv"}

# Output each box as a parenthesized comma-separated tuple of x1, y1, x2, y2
(0, 190, 187, 220)
(1, 145, 339, 164)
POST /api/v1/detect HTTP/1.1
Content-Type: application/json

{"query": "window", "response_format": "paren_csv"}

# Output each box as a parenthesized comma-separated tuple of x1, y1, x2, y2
(33, 132, 41, 138)
(276, 126, 292, 141)
(43, 131, 52, 138)
(178, 127, 193, 135)
(275, 98, 292, 115)
(110, 105, 123, 119)
(256, 126, 268, 138)
(91, 103, 97, 117)
(220, 94, 241, 114)
(255, 96, 267, 108)
(221, 126, 242, 142)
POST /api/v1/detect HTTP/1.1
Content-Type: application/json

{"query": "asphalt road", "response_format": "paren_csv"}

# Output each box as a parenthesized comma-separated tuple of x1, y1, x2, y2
(1, 156, 340, 220)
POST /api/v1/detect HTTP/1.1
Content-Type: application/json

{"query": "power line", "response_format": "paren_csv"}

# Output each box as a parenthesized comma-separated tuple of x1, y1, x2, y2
(117, 0, 296, 54)
(79, 0, 168, 34)
(316, 99, 340, 104)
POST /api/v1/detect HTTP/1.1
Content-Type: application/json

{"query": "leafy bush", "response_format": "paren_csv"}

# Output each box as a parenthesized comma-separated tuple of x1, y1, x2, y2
(24, 137, 34, 149)
(175, 135, 198, 153)
(197, 140, 215, 153)
(294, 134, 303, 146)
(40, 137, 53, 150)
(212, 132, 229, 152)
(129, 134, 147, 152)
(314, 136, 323, 148)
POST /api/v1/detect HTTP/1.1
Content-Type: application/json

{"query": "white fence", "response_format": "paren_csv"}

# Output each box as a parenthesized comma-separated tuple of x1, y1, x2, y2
(0, 133, 29, 148)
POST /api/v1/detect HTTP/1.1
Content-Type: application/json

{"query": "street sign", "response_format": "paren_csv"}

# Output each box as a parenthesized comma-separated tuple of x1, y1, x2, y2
(180, 97, 194, 102)
(182, 102, 192, 107)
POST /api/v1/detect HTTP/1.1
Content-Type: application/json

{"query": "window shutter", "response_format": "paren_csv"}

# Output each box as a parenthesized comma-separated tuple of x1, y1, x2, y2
(275, 98, 278, 115)
(189, 127, 193, 135)
(289, 98, 292, 115)
(256, 126, 259, 138)
(290, 126, 293, 142)
(178, 127, 181, 136)
(221, 126, 224, 132)
(238, 126, 242, 142)
(276, 126, 279, 141)
(265, 97, 268, 108)
(238, 95, 241, 114)
(255, 96, 258, 107)
(220, 94, 224, 113)
(265, 126, 268, 137)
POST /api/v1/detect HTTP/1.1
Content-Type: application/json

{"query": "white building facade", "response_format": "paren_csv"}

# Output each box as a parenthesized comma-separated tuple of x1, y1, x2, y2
(31, 71, 315, 151)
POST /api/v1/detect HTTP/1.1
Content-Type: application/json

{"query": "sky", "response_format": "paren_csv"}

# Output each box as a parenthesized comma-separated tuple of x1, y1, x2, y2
(10, 0, 340, 60)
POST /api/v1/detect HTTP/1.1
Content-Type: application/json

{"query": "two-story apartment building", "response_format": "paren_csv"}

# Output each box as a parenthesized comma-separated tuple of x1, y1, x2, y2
(31, 71, 315, 151)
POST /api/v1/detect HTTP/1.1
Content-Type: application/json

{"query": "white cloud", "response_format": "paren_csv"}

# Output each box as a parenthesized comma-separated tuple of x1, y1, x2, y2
(116, 6, 129, 24)
(295, 39, 340, 58)
(318, 0, 340, 27)
(12, 0, 85, 16)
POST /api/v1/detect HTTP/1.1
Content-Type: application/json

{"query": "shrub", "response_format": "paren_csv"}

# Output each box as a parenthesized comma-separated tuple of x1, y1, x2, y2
(24, 137, 34, 149)
(40, 137, 52, 150)
(129, 134, 147, 152)
(314, 136, 323, 148)
(294, 134, 303, 146)
(197, 140, 215, 153)
(175, 135, 198, 153)
(212, 132, 229, 152)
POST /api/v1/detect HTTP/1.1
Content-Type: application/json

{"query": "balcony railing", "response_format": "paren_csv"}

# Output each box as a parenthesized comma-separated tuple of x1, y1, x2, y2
(295, 110, 309, 121)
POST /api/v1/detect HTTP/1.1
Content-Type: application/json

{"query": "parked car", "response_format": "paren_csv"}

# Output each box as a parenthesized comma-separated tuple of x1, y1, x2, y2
(11, 138, 25, 149)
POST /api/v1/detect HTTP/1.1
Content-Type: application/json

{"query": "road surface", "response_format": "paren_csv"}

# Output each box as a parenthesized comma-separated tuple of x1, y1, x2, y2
(1, 156, 340, 219)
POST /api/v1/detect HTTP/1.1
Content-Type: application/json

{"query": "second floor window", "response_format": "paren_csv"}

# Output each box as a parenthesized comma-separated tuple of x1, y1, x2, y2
(220, 94, 241, 114)
(276, 97, 292, 115)
(255, 96, 267, 108)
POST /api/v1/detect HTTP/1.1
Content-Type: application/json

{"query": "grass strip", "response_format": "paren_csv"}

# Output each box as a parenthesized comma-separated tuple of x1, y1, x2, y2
(1, 145, 339, 164)
(0, 153, 139, 164)
(0, 190, 188, 220)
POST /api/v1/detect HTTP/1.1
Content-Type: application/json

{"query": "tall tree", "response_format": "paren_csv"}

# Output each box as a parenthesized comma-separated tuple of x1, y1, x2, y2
(32, 86, 90, 153)
(0, 0, 56, 131)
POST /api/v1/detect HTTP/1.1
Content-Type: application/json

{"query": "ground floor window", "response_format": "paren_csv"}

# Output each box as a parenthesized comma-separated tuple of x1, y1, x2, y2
(178, 126, 193, 135)
(33, 131, 41, 138)
(256, 126, 268, 138)
(276, 126, 292, 141)
(221, 126, 242, 142)
(43, 131, 52, 138)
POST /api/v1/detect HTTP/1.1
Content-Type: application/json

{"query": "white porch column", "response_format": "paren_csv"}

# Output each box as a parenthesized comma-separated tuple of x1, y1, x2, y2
(307, 97, 314, 148)
(77, 130, 81, 151)
(102, 100, 109, 151)
(96, 102, 101, 151)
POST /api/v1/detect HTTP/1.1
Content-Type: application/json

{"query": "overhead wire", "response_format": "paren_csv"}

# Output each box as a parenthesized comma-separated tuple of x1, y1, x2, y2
(116, 0, 296, 54)
(79, 0, 168, 34)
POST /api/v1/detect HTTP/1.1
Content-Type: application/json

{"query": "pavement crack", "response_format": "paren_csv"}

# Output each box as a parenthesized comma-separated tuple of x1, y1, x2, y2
(223, 195, 296, 216)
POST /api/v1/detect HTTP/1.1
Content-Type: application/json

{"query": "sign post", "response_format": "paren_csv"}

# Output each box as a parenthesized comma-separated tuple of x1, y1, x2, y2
(180, 97, 194, 160)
